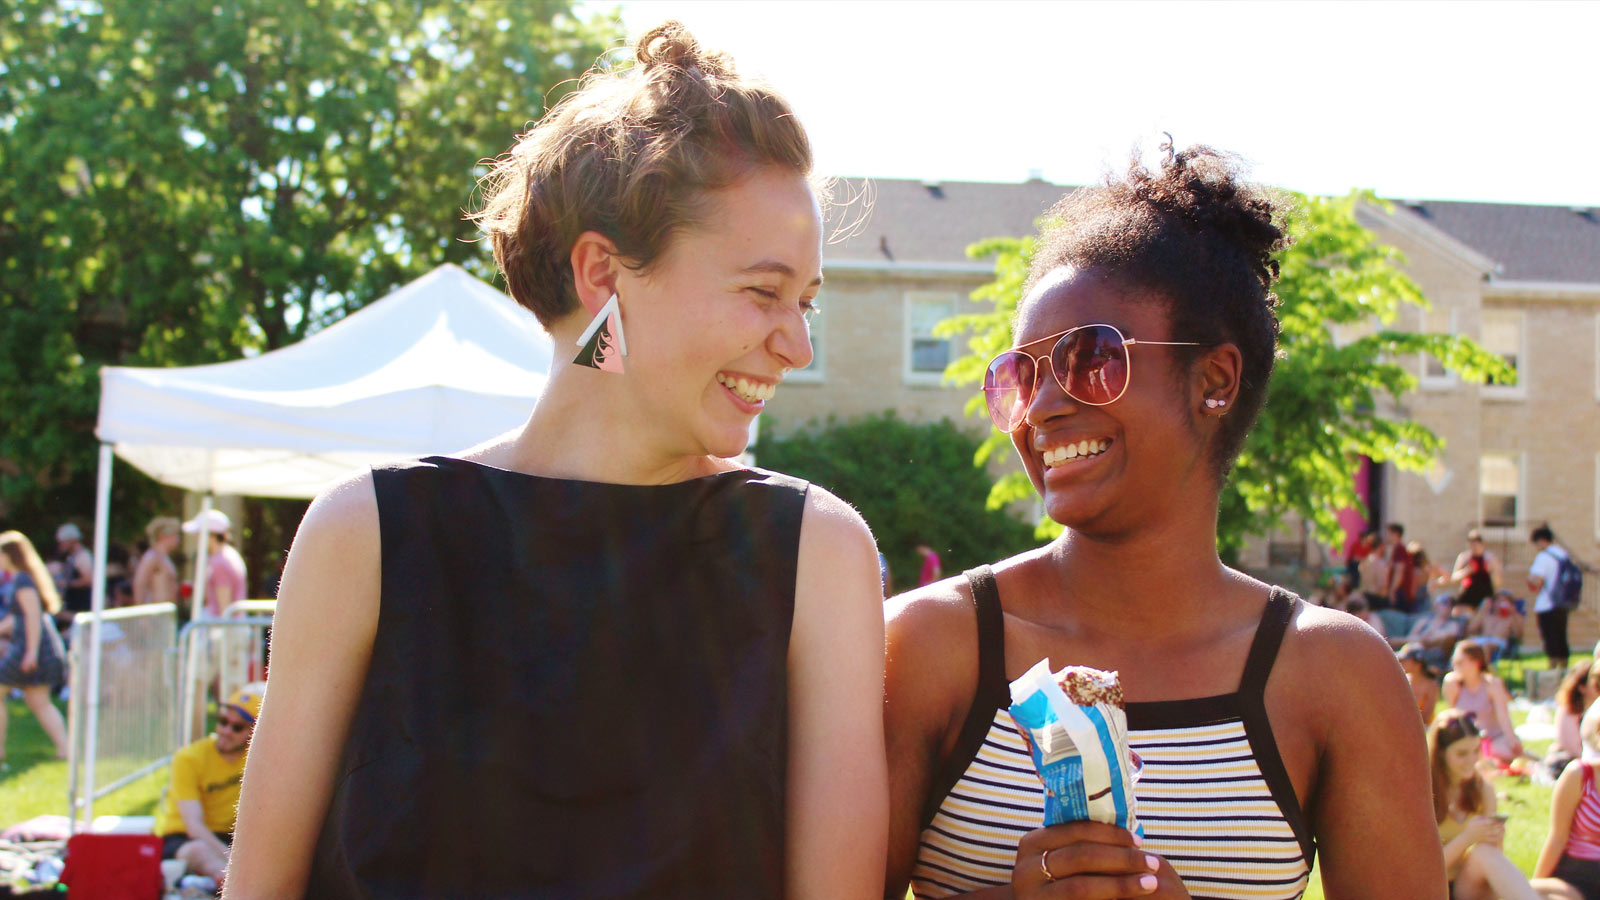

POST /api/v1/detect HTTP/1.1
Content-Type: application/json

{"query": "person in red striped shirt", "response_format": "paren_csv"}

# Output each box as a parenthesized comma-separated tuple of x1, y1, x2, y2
(1533, 712, 1600, 899)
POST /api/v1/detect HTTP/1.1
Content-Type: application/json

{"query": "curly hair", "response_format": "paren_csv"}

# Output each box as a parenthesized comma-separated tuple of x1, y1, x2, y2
(470, 21, 815, 325)
(1025, 140, 1290, 477)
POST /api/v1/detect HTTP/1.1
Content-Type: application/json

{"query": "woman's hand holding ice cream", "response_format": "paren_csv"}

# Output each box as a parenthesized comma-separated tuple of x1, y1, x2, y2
(1011, 821, 1191, 899)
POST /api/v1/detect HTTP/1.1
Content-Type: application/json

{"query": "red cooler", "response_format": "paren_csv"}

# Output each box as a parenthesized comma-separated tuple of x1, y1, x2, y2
(59, 833, 163, 899)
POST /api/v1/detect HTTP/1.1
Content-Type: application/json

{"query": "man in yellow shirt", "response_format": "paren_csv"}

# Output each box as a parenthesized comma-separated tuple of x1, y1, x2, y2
(155, 684, 263, 883)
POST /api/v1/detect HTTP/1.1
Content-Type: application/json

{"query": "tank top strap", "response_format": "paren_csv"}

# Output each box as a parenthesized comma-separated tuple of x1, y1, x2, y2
(1232, 586, 1315, 864)
(967, 565, 1010, 709)
(919, 565, 1010, 829)
(1239, 586, 1297, 697)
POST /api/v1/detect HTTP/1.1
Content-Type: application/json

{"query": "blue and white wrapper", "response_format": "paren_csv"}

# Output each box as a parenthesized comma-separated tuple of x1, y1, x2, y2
(1007, 659, 1142, 836)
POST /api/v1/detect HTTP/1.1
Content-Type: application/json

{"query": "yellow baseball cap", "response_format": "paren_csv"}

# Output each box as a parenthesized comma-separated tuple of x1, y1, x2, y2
(224, 684, 265, 724)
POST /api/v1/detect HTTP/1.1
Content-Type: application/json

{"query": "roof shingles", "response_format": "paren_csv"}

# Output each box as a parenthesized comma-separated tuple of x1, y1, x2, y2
(1398, 200, 1600, 284)
(824, 177, 1600, 286)
(826, 177, 1072, 264)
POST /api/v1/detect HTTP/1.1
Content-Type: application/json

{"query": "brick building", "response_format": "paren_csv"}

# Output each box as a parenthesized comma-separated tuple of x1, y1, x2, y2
(764, 178, 1600, 641)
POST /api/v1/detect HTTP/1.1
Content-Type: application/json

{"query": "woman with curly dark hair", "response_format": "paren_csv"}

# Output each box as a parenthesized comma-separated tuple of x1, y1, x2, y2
(883, 142, 1443, 898)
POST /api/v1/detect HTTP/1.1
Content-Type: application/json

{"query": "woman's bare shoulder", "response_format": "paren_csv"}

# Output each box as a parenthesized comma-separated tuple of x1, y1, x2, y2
(1287, 601, 1402, 670)
(888, 577, 978, 669)
(1280, 600, 1416, 730)
(279, 471, 381, 612)
(885, 576, 985, 740)
(798, 483, 875, 552)
(888, 548, 1055, 670)
(300, 470, 380, 541)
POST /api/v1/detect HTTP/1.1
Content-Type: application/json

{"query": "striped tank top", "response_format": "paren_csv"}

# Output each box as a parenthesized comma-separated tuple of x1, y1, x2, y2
(1565, 762, 1600, 860)
(912, 567, 1315, 900)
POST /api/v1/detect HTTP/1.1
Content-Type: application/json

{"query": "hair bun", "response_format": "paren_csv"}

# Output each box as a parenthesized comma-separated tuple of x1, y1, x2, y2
(635, 21, 730, 78)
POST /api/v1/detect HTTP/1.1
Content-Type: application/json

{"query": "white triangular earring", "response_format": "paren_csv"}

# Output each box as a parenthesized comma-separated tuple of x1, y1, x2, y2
(573, 293, 627, 374)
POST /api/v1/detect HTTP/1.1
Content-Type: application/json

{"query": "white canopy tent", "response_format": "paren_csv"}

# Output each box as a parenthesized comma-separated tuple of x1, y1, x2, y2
(97, 262, 555, 498)
(75, 263, 554, 823)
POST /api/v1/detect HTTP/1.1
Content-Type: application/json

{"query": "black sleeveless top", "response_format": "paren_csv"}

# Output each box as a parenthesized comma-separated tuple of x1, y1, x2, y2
(307, 456, 809, 899)
(1459, 553, 1494, 609)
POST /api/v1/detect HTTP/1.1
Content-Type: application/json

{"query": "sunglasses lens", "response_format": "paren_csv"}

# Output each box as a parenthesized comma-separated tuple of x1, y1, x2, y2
(1051, 325, 1127, 405)
(984, 351, 1034, 431)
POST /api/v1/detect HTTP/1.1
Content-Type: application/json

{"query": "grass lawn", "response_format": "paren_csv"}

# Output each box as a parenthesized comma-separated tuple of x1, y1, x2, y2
(1300, 758, 1553, 900)
(1, 694, 167, 827)
(1299, 651, 1582, 899)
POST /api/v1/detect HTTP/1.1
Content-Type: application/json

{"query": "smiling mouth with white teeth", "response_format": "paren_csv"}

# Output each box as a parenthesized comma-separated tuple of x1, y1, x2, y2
(1042, 439, 1112, 468)
(716, 372, 776, 404)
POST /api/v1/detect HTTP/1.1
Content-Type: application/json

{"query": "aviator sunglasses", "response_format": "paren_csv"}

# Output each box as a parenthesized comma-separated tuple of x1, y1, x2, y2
(982, 324, 1203, 432)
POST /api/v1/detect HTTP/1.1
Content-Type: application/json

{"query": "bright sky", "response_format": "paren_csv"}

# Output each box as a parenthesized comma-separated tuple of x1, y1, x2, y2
(602, 1, 1600, 206)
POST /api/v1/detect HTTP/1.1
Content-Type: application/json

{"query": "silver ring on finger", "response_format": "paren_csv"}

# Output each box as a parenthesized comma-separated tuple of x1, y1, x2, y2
(1039, 848, 1056, 883)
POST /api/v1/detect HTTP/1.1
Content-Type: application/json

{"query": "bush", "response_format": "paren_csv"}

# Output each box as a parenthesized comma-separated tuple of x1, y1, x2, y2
(756, 412, 1040, 594)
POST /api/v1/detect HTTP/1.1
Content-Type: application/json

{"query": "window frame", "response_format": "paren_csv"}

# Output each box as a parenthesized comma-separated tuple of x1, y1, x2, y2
(1479, 308, 1527, 400)
(1419, 307, 1458, 390)
(1478, 451, 1526, 533)
(903, 291, 959, 386)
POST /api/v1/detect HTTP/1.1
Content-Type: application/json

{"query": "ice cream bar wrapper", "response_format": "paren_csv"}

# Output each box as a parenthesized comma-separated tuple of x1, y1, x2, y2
(1007, 659, 1141, 835)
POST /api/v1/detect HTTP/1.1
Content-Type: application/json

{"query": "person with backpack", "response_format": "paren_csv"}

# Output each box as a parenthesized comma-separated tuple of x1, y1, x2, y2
(1530, 524, 1584, 671)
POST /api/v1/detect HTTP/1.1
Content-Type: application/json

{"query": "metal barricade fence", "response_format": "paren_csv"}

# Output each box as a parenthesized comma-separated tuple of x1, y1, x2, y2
(223, 600, 276, 697)
(177, 615, 274, 748)
(67, 603, 179, 825)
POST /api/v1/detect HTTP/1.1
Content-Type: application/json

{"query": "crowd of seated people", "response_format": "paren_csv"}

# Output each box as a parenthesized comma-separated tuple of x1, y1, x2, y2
(1325, 525, 1530, 679)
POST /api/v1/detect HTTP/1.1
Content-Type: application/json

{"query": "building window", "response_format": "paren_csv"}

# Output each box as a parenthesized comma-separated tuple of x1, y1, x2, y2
(787, 308, 825, 383)
(1480, 309, 1524, 393)
(1479, 453, 1522, 527)
(1420, 308, 1456, 387)
(905, 293, 956, 383)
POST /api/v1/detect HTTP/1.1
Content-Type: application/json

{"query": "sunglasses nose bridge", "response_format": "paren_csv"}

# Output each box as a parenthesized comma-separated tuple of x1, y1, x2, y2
(1019, 345, 1081, 428)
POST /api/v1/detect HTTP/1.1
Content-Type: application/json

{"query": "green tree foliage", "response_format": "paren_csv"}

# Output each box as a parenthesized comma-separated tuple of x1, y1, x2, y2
(0, 0, 619, 535)
(939, 191, 1513, 559)
(757, 413, 1039, 593)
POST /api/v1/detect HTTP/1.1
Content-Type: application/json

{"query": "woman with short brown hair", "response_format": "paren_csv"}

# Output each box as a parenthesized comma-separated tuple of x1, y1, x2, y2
(227, 23, 885, 899)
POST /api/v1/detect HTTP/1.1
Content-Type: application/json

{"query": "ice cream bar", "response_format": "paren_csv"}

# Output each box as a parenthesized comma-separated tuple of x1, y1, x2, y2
(1007, 659, 1141, 834)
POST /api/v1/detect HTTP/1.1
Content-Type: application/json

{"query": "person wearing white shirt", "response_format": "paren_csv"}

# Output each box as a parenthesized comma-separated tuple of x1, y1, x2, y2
(1529, 524, 1573, 670)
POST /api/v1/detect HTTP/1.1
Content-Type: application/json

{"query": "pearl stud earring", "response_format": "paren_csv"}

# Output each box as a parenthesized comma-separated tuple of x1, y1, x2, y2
(1205, 398, 1228, 409)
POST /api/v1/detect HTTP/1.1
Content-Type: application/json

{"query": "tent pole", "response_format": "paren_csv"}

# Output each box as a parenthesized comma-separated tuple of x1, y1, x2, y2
(189, 495, 212, 622)
(182, 492, 214, 746)
(77, 443, 114, 830)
